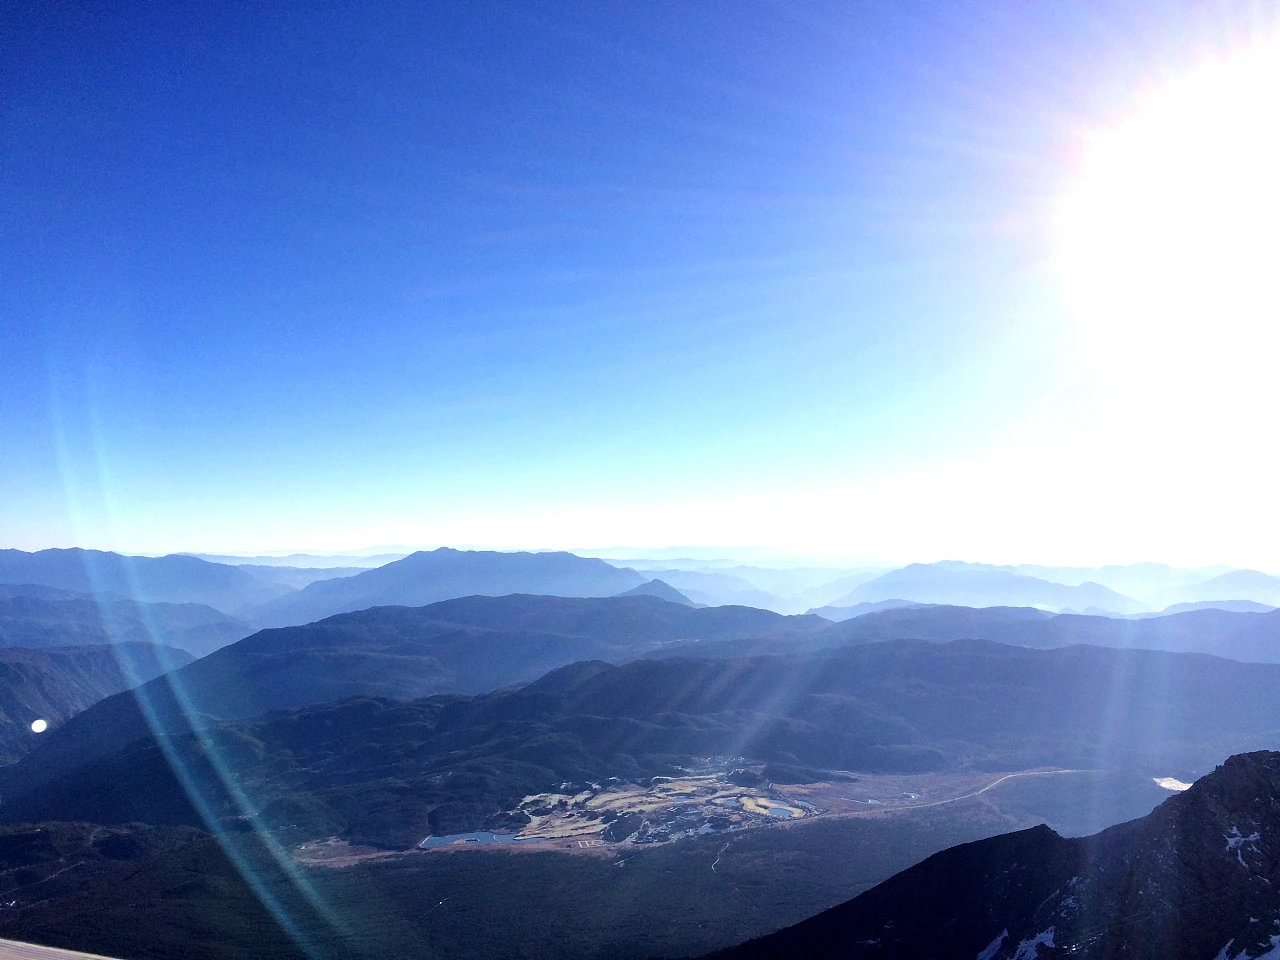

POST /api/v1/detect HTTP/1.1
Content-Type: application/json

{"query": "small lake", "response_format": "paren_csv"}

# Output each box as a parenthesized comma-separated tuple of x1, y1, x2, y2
(418, 832, 545, 849)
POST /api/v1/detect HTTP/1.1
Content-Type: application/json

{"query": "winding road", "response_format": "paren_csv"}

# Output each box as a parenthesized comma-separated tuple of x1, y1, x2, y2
(846, 768, 1093, 812)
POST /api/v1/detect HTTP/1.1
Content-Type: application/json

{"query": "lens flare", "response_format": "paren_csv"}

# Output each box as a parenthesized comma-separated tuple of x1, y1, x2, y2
(1055, 37, 1280, 375)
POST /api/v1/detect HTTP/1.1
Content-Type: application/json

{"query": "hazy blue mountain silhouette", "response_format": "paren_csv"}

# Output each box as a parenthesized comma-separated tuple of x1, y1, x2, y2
(639, 568, 791, 611)
(0, 549, 290, 614)
(414, 594, 822, 641)
(1165, 568, 1280, 607)
(1153, 599, 1275, 616)
(805, 599, 924, 621)
(225, 564, 367, 591)
(0, 585, 252, 657)
(811, 604, 1280, 663)
(672, 603, 1280, 664)
(1002, 562, 1229, 607)
(833, 561, 1144, 613)
(251, 548, 649, 625)
(617, 578, 698, 605)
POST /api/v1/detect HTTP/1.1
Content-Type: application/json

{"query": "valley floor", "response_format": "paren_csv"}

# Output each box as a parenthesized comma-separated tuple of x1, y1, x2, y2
(0, 767, 1179, 960)
(310, 765, 1105, 860)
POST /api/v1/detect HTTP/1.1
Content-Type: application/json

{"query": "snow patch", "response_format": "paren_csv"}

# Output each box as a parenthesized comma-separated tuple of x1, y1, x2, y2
(1213, 935, 1280, 960)
(1226, 827, 1262, 867)
(976, 930, 1008, 960)
(1226, 828, 1261, 851)
(1153, 777, 1192, 791)
(1011, 927, 1055, 960)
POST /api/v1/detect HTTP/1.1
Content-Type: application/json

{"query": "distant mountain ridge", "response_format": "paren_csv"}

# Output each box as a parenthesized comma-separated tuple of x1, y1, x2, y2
(191, 552, 405, 568)
(252, 548, 649, 625)
(805, 599, 924, 621)
(600, 566, 789, 611)
(708, 750, 1280, 960)
(227, 564, 368, 591)
(1152, 599, 1275, 616)
(617, 579, 698, 605)
(843, 560, 1280, 612)
(1167, 568, 1280, 607)
(0, 548, 292, 613)
(0, 585, 252, 657)
(668, 603, 1280, 664)
(833, 562, 1145, 613)
(812, 604, 1280, 663)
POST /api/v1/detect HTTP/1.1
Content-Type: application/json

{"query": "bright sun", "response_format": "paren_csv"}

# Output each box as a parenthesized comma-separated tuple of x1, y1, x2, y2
(1054, 39, 1280, 369)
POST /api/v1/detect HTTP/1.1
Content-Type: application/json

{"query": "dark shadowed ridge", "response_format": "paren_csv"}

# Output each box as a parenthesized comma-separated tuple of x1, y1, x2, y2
(706, 750, 1280, 960)
(0, 594, 822, 802)
(249, 548, 651, 626)
(0, 642, 191, 762)
(8, 639, 1280, 848)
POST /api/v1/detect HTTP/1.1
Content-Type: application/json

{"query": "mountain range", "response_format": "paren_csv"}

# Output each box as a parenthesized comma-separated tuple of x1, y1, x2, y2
(191, 552, 406, 568)
(619, 565, 884, 613)
(7, 637, 1280, 848)
(806, 598, 924, 620)
(832, 561, 1280, 614)
(662, 602, 1280, 664)
(223, 564, 368, 591)
(250, 548, 649, 625)
(2, 571, 1280, 960)
(5, 549, 1280, 634)
(0, 642, 191, 762)
(1166, 569, 1280, 607)
(616, 578, 697, 605)
(831, 562, 1146, 614)
(0, 584, 252, 656)
(812, 604, 1280, 663)
(0, 594, 822, 801)
(0, 549, 291, 613)
(711, 750, 1280, 960)
(12, 590, 1280, 817)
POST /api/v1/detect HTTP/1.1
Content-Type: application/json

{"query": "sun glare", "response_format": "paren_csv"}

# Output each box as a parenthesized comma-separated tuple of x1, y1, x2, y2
(1055, 39, 1280, 370)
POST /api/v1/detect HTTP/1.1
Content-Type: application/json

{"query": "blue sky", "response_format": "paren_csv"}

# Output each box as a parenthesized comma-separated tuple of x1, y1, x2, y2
(3, 1, 1277, 564)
